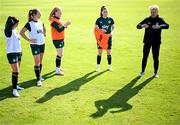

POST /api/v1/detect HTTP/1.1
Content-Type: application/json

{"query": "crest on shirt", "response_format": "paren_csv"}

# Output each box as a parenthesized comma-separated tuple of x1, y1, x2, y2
(156, 22, 159, 25)
(37, 29, 43, 34)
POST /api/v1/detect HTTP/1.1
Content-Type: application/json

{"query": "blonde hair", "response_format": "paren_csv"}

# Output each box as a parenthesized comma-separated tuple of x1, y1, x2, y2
(49, 7, 61, 20)
(149, 5, 159, 11)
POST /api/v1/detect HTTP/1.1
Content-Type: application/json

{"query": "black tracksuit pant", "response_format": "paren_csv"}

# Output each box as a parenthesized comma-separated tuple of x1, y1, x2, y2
(142, 42, 160, 73)
(137, 16, 169, 74)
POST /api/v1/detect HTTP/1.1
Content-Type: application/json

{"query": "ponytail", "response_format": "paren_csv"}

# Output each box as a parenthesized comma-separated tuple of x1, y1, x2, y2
(4, 16, 19, 37)
(5, 16, 19, 29)
(28, 9, 33, 21)
(28, 9, 39, 21)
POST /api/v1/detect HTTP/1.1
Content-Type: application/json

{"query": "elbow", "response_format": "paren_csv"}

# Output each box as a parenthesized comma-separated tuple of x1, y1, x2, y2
(161, 24, 169, 29)
(56, 26, 65, 32)
(136, 25, 141, 29)
(58, 28, 64, 32)
(20, 31, 23, 36)
(136, 24, 142, 29)
(20, 29, 25, 36)
(163, 24, 169, 29)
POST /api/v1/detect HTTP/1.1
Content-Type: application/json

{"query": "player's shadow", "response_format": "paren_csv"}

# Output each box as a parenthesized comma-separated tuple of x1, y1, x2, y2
(0, 71, 55, 101)
(90, 76, 154, 118)
(36, 70, 108, 103)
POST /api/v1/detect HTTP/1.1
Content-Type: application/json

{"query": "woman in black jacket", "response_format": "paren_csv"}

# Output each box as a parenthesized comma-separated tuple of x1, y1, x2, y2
(137, 5, 169, 78)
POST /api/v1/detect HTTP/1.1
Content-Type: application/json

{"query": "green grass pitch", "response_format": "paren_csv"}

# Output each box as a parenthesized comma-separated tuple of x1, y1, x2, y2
(0, 0, 180, 124)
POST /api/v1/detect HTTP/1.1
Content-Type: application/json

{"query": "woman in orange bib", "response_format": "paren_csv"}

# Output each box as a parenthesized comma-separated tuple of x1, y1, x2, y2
(49, 7, 71, 75)
(95, 6, 115, 72)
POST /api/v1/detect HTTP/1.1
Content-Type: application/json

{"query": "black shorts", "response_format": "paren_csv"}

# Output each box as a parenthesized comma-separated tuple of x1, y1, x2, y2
(7, 52, 22, 64)
(30, 44, 45, 55)
(53, 40, 64, 48)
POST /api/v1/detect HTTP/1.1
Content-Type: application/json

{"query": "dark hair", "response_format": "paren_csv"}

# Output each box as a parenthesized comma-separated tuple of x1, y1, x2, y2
(5, 16, 19, 29)
(4, 16, 19, 37)
(100, 6, 107, 17)
(28, 9, 39, 21)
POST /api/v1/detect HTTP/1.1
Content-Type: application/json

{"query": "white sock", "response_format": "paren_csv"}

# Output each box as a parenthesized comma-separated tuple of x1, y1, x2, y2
(97, 64, 100, 68)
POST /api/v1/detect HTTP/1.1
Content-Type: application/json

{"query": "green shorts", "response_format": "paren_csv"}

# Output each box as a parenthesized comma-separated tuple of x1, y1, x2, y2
(53, 40, 64, 48)
(7, 52, 22, 64)
(30, 44, 45, 55)
(97, 37, 112, 49)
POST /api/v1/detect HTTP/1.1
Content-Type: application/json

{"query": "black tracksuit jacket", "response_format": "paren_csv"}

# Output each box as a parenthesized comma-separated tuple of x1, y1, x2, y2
(137, 15, 169, 44)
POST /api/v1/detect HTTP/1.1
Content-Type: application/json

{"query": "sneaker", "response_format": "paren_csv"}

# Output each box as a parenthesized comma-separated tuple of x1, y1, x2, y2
(60, 68, 64, 71)
(16, 85, 24, 90)
(57, 71, 64, 75)
(37, 80, 42, 87)
(56, 67, 64, 75)
(12, 89, 19, 97)
(40, 76, 44, 81)
(139, 72, 145, 77)
(96, 65, 100, 72)
(153, 73, 159, 78)
(108, 65, 113, 71)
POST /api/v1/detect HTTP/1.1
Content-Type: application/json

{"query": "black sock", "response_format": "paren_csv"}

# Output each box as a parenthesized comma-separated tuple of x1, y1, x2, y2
(12, 72, 18, 89)
(107, 55, 112, 65)
(97, 55, 101, 65)
(40, 64, 42, 74)
(56, 55, 61, 68)
(34, 66, 40, 81)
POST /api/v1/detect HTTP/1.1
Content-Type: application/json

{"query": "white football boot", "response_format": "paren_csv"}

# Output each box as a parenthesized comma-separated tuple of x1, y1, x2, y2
(12, 89, 19, 97)
(96, 65, 100, 72)
(139, 72, 145, 77)
(37, 80, 42, 87)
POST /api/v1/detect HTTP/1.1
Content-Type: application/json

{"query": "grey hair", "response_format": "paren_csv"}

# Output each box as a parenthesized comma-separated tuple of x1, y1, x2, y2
(149, 5, 159, 11)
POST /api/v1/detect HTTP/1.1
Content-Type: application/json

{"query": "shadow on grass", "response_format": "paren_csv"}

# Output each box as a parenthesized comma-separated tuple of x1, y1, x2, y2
(36, 70, 108, 103)
(90, 76, 154, 118)
(0, 71, 55, 101)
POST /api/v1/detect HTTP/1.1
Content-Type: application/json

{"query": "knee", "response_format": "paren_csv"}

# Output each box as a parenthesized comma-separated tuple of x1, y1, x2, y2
(34, 56, 40, 66)
(142, 55, 148, 60)
(12, 64, 19, 72)
(57, 49, 63, 56)
(13, 67, 19, 73)
(153, 56, 159, 62)
(97, 54, 102, 56)
(98, 52, 102, 56)
(57, 53, 63, 57)
(35, 61, 40, 66)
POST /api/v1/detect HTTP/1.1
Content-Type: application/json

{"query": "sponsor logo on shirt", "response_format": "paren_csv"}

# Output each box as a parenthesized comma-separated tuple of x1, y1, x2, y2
(102, 25, 109, 30)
